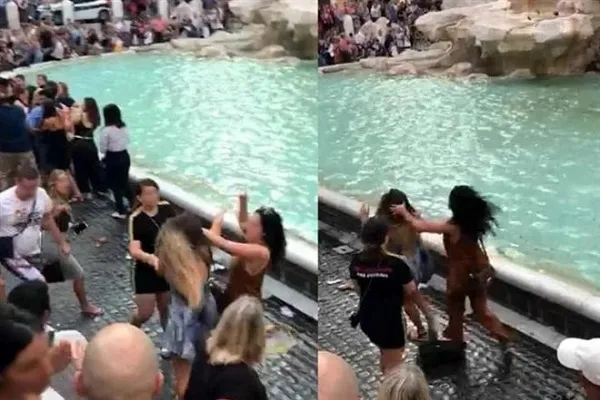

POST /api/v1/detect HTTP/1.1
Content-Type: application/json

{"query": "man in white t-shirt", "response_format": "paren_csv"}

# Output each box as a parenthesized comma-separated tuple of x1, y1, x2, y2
(0, 163, 70, 300)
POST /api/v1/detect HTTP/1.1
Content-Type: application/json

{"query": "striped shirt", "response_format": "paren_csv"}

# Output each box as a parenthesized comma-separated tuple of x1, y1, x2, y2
(98, 126, 129, 154)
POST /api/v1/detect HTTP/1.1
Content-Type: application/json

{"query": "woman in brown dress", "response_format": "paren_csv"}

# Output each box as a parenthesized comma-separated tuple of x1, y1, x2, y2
(391, 185, 511, 353)
(202, 193, 286, 311)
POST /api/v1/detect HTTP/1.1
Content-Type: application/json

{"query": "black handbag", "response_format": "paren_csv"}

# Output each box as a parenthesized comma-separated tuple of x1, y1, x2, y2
(417, 340, 466, 372)
(469, 239, 495, 289)
(0, 196, 38, 259)
(349, 261, 378, 328)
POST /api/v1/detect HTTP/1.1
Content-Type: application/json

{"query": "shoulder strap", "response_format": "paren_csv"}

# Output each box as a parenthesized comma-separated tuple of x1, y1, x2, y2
(12, 194, 38, 238)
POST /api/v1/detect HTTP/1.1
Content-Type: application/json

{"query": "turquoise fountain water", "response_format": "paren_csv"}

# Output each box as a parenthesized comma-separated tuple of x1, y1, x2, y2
(319, 73, 600, 289)
(32, 52, 318, 242)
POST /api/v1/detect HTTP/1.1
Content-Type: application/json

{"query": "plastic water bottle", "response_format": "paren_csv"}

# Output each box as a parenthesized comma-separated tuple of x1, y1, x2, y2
(62, 0, 74, 25)
(6, 1, 20, 30)
(158, 0, 168, 20)
(111, 0, 124, 20)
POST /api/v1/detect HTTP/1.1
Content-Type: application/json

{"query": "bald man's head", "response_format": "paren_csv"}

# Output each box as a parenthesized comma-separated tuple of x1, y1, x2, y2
(318, 351, 360, 400)
(76, 323, 163, 400)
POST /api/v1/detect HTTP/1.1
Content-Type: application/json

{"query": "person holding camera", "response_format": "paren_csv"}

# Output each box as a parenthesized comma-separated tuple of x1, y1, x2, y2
(390, 185, 512, 354)
(43, 169, 102, 316)
(349, 216, 437, 375)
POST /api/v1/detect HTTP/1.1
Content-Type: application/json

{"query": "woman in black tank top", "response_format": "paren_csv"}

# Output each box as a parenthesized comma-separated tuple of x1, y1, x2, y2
(70, 98, 106, 198)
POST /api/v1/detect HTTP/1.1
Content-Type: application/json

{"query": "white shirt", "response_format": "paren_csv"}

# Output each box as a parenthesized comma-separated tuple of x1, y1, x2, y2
(51, 40, 65, 60)
(0, 187, 52, 257)
(98, 126, 130, 154)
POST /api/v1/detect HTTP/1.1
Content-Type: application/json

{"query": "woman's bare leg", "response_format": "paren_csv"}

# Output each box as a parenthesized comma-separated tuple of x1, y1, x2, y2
(73, 277, 102, 315)
(380, 348, 405, 375)
(0, 277, 5, 301)
(131, 294, 156, 327)
(67, 171, 83, 200)
(172, 357, 192, 398)
(155, 291, 170, 331)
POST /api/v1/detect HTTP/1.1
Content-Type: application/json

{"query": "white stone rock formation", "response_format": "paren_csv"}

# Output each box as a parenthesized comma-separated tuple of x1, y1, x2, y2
(228, 0, 317, 59)
(414, 0, 600, 75)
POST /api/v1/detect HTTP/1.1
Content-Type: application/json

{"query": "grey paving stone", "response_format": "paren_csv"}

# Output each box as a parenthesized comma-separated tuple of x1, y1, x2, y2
(318, 231, 585, 400)
(3, 198, 316, 399)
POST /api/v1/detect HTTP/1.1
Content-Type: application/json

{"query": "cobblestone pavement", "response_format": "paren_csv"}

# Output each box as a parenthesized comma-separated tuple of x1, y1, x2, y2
(318, 232, 585, 400)
(3, 197, 317, 400)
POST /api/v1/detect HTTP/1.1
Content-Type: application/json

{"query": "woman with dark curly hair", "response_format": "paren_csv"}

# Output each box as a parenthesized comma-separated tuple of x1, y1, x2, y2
(202, 192, 286, 311)
(391, 185, 512, 351)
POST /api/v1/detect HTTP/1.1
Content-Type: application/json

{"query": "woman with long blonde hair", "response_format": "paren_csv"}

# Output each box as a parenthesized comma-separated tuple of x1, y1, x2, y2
(184, 295, 268, 400)
(44, 169, 102, 316)
(378, 364, 430, 400)
(155, 212, 218, 399)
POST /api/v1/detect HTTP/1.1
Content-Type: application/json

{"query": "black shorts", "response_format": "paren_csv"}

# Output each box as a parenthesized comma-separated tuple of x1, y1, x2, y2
(361, 317, 406, 350)
(133, 263, 169, 294)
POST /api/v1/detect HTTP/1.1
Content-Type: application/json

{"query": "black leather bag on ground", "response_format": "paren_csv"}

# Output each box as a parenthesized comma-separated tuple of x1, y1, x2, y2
(417, 340, 466, 372)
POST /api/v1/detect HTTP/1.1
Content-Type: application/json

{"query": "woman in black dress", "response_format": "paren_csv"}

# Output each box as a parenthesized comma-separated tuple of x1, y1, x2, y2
(38, 100, 82, 198)
(39, 100, 70, 174)
(349, 217, 435, 375)
(128, 179, 175, 330)
(71, 97, 106, 198)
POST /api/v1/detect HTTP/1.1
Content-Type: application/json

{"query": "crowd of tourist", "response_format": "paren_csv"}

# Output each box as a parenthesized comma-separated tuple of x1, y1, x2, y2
(0, 72, 287, 399)
(318, 0, 441, 66)
(0, 0, 236, 72)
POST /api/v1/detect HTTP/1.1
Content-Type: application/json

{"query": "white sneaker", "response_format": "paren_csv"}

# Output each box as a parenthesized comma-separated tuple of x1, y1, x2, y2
(111, 212, 127, 220)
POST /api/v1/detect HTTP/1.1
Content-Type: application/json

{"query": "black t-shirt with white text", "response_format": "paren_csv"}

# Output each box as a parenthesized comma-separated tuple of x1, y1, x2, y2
(349, 252, 414, 324)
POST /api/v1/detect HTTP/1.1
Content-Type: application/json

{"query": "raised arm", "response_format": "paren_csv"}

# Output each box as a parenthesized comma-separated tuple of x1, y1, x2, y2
(237, 192, 248, 232)
(203, 228, 269, 275)
(390, 204, 455, 235)
(359, 203, 370, 225)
